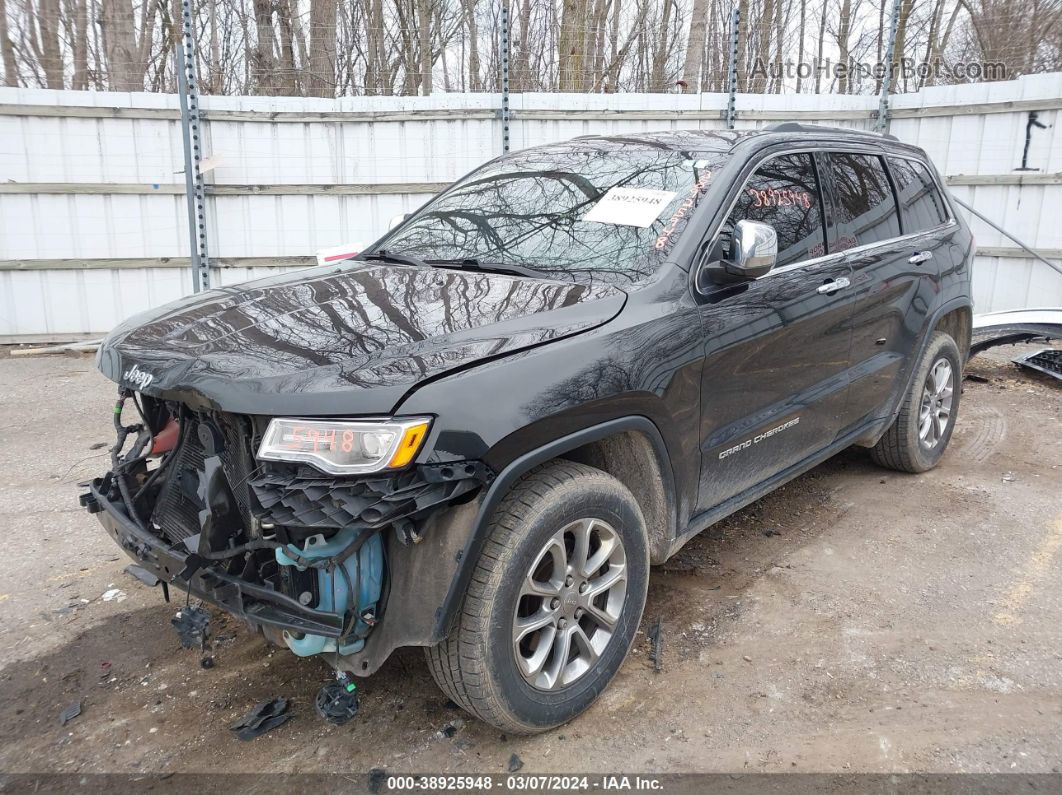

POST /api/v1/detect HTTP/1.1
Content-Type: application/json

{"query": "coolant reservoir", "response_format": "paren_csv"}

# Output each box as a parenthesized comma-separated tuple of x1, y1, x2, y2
(275, 530, 384, 657)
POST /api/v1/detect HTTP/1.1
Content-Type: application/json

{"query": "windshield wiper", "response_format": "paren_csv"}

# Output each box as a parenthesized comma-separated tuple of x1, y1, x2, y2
(427, 258, 554, 280)
(359, 250, 432, 269)
(362, 251, 555, 281)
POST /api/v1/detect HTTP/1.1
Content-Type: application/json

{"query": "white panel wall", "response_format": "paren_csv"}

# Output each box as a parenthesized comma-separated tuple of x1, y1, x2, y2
(1, 77, 1060, 339)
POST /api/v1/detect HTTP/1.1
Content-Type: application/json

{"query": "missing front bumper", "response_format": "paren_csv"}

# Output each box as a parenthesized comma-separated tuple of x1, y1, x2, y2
(83, 480, 349, 640)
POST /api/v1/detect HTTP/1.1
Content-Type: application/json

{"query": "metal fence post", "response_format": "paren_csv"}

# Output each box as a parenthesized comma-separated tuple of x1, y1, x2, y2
(499, 0, 511, 153)
(876, 0, 903, 134)
(176, 0, 210, 292)
(725, 6, 740, 130)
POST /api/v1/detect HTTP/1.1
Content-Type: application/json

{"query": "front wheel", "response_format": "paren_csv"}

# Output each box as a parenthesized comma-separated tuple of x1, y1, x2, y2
(871, 330, 962, 473)
(425, 460, 649, 734)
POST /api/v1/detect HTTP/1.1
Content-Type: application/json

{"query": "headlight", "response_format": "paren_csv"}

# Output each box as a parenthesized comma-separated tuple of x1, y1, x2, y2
(256, 417, 432, 475)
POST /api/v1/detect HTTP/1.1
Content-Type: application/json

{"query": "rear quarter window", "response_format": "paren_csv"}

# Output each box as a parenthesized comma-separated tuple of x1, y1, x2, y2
(888, 157, 949, 232)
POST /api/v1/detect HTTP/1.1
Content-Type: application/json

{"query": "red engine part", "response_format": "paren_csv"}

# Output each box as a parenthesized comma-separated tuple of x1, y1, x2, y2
(150, 419, 180, 456)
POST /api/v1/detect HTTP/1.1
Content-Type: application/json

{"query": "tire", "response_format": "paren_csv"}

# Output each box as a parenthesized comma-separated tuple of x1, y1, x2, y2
(425, 460, 649, 734)
(870, 331, 962, 473)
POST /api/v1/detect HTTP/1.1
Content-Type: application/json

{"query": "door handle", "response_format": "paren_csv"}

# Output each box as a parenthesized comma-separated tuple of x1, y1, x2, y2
(909, 251, 934, 265)
(817, 276, 850, 295)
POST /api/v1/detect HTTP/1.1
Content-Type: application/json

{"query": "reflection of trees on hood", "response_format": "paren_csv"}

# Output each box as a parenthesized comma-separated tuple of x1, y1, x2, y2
(383, 140, 726, 286)
(125, 265, 602, 387)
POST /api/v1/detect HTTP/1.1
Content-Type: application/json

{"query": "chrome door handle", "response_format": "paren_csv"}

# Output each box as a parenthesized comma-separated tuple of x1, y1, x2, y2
(909, 251, 934, 265)
(817, 276, 850, 294)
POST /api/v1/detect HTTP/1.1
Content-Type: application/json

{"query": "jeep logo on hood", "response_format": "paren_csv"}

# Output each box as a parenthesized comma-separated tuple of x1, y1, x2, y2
(122, 364, 156, 391)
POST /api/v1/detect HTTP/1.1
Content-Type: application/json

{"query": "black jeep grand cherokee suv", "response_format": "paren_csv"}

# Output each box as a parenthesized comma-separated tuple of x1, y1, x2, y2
(82, 123, 973, 733)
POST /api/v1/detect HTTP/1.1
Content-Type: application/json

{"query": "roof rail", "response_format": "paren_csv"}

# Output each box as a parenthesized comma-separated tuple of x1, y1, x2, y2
(762, 121, 898, 142)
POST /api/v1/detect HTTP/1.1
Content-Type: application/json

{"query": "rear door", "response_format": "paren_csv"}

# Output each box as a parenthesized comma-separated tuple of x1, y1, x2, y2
(821, 152, 950, 431)
(694, 151, 854, 514)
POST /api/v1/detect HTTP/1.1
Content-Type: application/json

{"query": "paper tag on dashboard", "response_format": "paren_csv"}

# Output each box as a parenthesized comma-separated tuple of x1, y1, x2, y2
(583, 187, 678, 228)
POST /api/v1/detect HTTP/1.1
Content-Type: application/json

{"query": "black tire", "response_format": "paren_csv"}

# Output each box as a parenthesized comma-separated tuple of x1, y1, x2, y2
(425, 460, 649, 734)
(871, 331, 962, 473)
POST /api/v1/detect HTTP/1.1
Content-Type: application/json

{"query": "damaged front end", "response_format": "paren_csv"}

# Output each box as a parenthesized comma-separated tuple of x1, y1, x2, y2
(80, 391, 490, 664)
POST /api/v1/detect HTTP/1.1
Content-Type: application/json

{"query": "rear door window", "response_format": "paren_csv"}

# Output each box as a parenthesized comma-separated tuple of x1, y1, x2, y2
(888, 157, 949, 232)
(826, 153, 900, 251)
(721, 153, 826, 268)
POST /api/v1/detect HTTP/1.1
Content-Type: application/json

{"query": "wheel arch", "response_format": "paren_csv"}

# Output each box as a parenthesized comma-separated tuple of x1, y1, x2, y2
(934, 303, 973, 362)
(855, 296, 973, 449)
(434, 416, 677, 640)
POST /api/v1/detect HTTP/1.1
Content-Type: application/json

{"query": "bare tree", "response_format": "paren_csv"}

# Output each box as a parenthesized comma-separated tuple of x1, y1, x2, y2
(681, 0, 709, 90)
(0, 0, 19, 84)
(307, 0, 337, 95)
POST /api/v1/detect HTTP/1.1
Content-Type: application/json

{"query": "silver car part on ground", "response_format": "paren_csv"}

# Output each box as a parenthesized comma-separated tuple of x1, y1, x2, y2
(970, 308, 1062, 358)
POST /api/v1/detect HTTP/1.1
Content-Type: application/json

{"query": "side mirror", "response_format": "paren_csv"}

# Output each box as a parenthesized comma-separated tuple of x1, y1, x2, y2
(727, 220, 777, 279)
(388, 212, 410, 231)
(698, 219, 779, 288)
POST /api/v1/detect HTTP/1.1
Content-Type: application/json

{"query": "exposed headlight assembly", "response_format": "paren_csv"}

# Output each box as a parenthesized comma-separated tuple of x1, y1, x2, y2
(257, 417, 432, 475)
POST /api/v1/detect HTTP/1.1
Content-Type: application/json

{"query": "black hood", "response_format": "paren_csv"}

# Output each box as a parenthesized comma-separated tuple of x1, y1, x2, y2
(97, 262, 625, 415)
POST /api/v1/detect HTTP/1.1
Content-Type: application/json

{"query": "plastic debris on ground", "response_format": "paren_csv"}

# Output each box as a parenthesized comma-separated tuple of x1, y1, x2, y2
(1015, 348, 1062, 381)
(314, 674, 359, 726)
(101, 588, 126, 602)
(436, 719, 464, 739)
(229, 697, 292, 741)
(647, 618, 664, 672)
(171, 605, 211, 650)
(508, 753, 524, 772)
(60, 701, 82, 726)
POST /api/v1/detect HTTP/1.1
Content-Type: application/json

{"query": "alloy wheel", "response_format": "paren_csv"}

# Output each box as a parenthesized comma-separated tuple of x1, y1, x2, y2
(919, 357, 954, 448)
(512, 518, 628, 691)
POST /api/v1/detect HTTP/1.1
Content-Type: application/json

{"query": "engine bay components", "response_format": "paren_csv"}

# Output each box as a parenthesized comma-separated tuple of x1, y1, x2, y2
(275, 529, 384, 656)
(82, 391, 493, 675)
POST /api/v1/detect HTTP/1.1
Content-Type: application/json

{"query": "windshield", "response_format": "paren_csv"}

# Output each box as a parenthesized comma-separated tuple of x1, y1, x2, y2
(373, 140, 724, 285)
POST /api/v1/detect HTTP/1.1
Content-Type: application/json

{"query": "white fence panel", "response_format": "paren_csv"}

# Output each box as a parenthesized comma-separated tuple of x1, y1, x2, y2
(0, 76, 1060, 340)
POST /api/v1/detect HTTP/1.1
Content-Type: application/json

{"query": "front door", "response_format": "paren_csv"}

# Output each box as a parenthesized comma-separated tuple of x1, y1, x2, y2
(694, 151, 855, 514)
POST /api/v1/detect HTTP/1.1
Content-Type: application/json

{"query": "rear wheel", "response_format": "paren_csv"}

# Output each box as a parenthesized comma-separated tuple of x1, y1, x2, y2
(871, 331, 961, 473)
(425, 460, 649, 734)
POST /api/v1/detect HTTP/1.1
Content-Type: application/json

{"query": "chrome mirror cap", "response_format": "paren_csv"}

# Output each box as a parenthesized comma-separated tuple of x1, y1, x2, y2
(731, 219, 778, 278)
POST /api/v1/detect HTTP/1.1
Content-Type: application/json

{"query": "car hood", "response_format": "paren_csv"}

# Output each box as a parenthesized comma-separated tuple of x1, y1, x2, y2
(97, 262, 626, 415)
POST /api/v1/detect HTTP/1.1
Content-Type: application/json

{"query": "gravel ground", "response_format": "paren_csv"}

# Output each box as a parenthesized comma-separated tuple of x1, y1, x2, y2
(0, 342, 1059, 776)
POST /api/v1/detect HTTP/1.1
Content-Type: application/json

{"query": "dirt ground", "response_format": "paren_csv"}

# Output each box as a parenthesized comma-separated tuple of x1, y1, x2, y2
(0, 343, 1059, 777)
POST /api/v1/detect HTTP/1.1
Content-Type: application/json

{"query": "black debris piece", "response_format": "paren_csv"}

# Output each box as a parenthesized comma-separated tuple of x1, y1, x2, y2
(964, 373, 990, 383)
(508, 753, 524, 773)
(764, 529, 782, 537)
(647, 618, 663, 672)
(59, 701, 82, 726)
(171, 605, 211, 650)
(368, 769, 387, 794)
(200, 656, 215, 669)
(230, 698, 291, 741)
(90, 442, 108, 450)
(435, 717, 460, 738)
(124, 564, 160, 587)
(315, 678, 359, 726)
